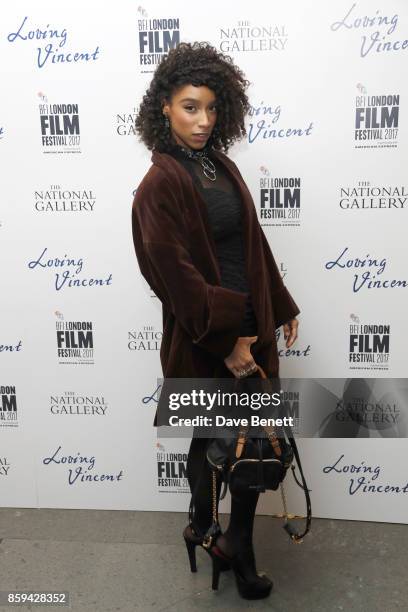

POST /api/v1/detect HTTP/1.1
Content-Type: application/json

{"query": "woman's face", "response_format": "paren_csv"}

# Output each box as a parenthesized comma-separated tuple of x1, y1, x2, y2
(162, 84, 217, 150)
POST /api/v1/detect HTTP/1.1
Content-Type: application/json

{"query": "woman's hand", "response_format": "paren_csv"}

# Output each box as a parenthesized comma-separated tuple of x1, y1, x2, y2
(283, 318, 299, 348)
(224, 336, 258, 378)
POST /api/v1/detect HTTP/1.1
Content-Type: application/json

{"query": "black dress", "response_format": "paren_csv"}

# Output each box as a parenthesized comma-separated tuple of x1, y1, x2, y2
(165, 143, 260, 534)
(166, 143, 258, 336)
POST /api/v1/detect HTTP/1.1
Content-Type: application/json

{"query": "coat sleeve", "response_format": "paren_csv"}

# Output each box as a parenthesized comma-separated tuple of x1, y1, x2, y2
(131, 172, 249, 360)
(259, 227, 300, 328)
(223, 154, 301, 329)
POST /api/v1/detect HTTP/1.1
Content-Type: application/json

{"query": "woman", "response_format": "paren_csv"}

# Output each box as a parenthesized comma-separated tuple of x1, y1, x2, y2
(132, 41, 299, 600)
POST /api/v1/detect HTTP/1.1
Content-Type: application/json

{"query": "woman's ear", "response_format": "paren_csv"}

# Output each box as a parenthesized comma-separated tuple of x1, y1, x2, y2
(162, 98, 170, 116)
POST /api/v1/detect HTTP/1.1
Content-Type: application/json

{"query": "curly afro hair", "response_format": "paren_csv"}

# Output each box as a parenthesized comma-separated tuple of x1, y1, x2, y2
(135, 41, 251, 153)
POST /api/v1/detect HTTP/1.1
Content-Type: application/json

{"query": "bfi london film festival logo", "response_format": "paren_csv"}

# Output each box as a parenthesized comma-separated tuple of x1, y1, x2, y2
(338, 180, 407, 210)
(258, 164, 301, 228)
(0, 385, 18, 429)
(354, 85, 399, 149)
(155, 441, 189, 494)
(34, 185, 96, 212)
(330, 3, 401, 59)
(325, 247, 407, 293)
(140, 375, 188, 493)
(247, 101, 314, 145)
(348, 314, 390, 371)
(137, 7, 180, 72)
(218, 19, 288, 52)
(6, 15, 100, 68)
(54, 312, 94, 365)
(50, 391, 108, 416)
(128, 325, 162, 351)
(38, 92, 81, 154)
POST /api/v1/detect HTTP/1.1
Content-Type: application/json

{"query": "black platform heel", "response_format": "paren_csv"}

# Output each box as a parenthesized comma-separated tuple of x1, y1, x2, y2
(183, 528, 198, 572)
(210, 542, 273, 600)
(211, 551, 223, 590)
(183, 524, 230, 573)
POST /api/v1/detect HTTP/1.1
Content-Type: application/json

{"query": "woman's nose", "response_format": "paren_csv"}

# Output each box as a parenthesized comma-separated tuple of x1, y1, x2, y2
(197, 112, 212, 128)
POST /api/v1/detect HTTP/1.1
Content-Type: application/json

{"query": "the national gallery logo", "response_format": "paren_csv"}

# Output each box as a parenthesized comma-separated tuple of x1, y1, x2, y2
(219, 19, 288, 52)
(0, 457, 11, 477)
(258, 165, 301, 228)
(338, 181, 407, 211)
(50, 391, 108, 416)
(38, 93, 81, 154)
(137, 7, 180, 72)
(128, 325, 162, 351)
(116, 108, 136, 136)
(34, 185, 96, 212)
(354, 86, 399, 149)
(279, 262, 287, 281)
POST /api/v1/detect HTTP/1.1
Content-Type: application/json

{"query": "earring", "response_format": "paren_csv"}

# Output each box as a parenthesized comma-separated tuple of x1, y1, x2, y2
(164, 114, 170, 129)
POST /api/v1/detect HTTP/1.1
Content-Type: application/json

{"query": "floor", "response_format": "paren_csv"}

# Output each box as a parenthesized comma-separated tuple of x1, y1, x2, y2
(0, 508, 407, 611)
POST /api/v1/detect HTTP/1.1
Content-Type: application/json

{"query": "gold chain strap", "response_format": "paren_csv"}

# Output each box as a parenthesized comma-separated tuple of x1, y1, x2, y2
(202, 470, 219, 550)
(271, 482, 304, 520)
(211, 469, 218, 523)
(268, 482, 306, 544)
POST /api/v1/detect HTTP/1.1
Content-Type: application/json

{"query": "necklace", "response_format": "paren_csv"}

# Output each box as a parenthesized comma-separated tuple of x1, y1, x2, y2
(177, 144, 217, 181)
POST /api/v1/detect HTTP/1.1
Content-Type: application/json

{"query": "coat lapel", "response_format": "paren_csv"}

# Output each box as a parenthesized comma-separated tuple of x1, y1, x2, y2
(151, 150, 223, 284)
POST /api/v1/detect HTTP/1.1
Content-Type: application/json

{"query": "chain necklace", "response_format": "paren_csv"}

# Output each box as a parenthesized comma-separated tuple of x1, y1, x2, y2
(177, 144, 217, 181)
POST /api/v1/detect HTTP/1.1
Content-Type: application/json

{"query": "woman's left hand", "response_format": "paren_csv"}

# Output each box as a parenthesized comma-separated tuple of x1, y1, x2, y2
(283, 318, 299, 348)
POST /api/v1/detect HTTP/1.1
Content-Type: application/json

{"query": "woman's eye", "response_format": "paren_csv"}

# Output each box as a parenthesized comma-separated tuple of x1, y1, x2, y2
(183, 105, 217, 112)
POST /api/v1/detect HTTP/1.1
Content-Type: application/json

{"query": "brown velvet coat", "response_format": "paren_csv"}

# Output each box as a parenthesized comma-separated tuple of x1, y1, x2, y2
(131, 148, 300, 425)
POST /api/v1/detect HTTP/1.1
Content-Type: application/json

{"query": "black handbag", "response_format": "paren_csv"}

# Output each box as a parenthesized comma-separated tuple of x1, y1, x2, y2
(206, 421, 294, 497)
(189, 365, 312, 546)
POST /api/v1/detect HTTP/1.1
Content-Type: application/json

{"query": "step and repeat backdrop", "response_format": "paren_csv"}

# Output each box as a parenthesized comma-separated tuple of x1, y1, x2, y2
(1, 0, 407, 523)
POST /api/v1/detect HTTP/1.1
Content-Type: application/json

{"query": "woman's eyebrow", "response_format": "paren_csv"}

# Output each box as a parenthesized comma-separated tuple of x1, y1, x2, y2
(179, 97, 216, 103)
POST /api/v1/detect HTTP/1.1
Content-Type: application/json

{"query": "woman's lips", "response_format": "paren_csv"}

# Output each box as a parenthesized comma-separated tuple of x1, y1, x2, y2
(191, 134, 209, 141)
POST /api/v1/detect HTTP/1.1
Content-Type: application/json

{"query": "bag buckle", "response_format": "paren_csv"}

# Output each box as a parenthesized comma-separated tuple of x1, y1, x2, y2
(283, 520, 304, 544)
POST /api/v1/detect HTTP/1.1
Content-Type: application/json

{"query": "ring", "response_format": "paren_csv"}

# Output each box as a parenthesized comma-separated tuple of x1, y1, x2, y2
(237, 364, 258, 378)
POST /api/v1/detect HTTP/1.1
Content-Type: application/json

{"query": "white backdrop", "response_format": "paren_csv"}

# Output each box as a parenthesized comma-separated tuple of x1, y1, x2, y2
(1, 0, 407, 523)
